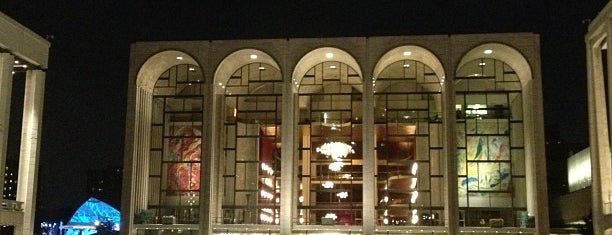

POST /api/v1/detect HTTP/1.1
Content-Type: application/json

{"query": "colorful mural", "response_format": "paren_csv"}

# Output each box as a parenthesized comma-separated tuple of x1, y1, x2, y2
(458, 121, 511, 193)
(167, 125, 201, 194)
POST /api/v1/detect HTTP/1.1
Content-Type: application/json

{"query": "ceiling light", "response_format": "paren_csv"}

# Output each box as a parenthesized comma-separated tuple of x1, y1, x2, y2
(176, 56, 183, 60)
(14, 60, 19, 64)
(250, 54, 258, 59)
(484, 49, 493, 54)
(189, 67, 195, 71)
(316, 142, 355, 160)
(479, 62, 486, 66)
(258, 66, 265, 70)
(403, 51, 412, 56)
(218, 82, 223, 86)
(403, 63, 410, 68)
(325, 52, 334, 59)
(329, 65, 337, 69)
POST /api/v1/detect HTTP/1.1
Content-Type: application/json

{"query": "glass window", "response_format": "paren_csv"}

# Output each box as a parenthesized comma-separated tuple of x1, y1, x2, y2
(297, 61, 363, 225)
(149, 64, 204, 224)
(374, 59, 443, 226)
(455, 58, 525, 227)
(221, 62, 282, 225)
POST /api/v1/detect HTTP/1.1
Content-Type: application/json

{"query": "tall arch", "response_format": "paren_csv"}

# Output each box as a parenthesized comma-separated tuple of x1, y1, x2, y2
(137, 50, 200, 92)
(214, 49, 280, 94)
(454, 42, 537, 228)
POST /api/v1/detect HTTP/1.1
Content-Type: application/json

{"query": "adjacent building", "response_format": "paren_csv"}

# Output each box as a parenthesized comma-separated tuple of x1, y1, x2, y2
(122, 33, 548, 234)
(0, 11, 49, 235)
(586, 1, 612, 234)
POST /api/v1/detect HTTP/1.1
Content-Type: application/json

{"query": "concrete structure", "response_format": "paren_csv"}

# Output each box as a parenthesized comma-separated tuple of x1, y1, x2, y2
(0, 11, 49, 235)
(122, 33, 547, 234)
(586, 1, 612, 234)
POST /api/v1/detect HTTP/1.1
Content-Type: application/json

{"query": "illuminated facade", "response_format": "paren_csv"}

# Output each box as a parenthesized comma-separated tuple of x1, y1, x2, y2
(0, 11, 49, 235)
(586, 1, 612, 234)
(122, 33, 548, 234)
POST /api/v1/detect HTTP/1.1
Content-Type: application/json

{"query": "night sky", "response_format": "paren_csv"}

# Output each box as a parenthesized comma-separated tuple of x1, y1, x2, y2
(0, 0, 608, 225)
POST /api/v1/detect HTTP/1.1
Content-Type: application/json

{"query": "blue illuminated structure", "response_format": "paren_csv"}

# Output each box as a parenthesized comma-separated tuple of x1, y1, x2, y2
(62, 197, 120, 235)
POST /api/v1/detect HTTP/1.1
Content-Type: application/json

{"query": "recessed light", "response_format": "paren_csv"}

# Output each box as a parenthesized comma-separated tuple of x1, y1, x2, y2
(484, 49, 493, 54)
(258, 66, 265, 70)
(250, 54, 258, 60)
(14, 60, 19, 64)
(329, 65, 337, 69)
(218, 82, 223, 86)
(403, 51, 412, 56)
(176, 56, 183, 60)
(403, 64, 410, 68)
(479, 62, 486, 66)
(325, 52, 334, 59)
(189, 67, 195, 71)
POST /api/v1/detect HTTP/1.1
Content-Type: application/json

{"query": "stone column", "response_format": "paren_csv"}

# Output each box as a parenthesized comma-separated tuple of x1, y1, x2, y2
(443, 51, 459, 235)
(16, 69, 45, 235)
(280, 66, 295, 234)
(0, 53, 14, 200)
(362, 57, 376, 234)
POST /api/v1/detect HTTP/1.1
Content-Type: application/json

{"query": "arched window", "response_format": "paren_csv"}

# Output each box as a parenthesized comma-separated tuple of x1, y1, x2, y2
(374, 59, 444, 226)
(221, 62, 283, 225)
(297, 61, 363, 225)
(148, 64, 205, 224)
(455, 57, 525, 227)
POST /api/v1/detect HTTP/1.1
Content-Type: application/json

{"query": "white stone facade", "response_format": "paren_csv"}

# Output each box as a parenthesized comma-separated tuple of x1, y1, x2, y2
(123, 33, 547, 234)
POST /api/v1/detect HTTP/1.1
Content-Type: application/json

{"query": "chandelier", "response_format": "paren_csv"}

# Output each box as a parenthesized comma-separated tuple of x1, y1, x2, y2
(316, 141, 354, 160)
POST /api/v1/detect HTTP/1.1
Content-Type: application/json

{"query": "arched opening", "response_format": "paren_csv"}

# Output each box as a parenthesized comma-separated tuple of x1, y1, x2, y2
(455, 43, 528, 227)
(372, 46, 445, 227)
(294, 48, 363, 226)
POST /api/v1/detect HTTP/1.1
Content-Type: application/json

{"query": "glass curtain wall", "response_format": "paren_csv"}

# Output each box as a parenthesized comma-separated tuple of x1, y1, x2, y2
(455, 58, 526, 227)
(297, 61, 363, 225)
(149, 64, 205, 224)
(373, 59, 444, 226)
(221, 63, 283, 225)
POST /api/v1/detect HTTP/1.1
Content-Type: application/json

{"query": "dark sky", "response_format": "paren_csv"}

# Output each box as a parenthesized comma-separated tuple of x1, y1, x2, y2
(0, 0, 608, 224)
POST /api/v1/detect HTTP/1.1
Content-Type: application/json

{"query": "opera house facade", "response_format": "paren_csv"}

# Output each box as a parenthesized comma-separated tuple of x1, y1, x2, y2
(122, 33, 548, 234)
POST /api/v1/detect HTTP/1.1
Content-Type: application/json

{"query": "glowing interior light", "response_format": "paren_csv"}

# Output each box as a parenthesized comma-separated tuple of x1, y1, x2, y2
(250, 54, 258, 59)
(328, 161, 344, 171)
(298, 217, 305, 224)
(479, 62, 486, 66)
(324, 213, 337, 220)
(322, 181, 334, 188)
(403, 51, 412, 56)
(383, 218, 389, 225)
(176, 56, 183, 60)
(258, 66, 265, 70)
(411, 209, 419, 224)
(484, 49, 493, 54)
(383, 195, 389, 203)
(218, 82, 223, 86)
(336, 192, 348, 199)
(325, 52, 334, 59)
(316, 142, 355, 160)
(299, 195, 304, 203)
(189, 67, 195, 71)
(14, 60, 19, 64)
(329, 65, 337, 69)
(411, 191, 419, 204)
(342, 173, 352, 179)
(411, 162, 418, 175)
(261, 162, 274, 175)
(410, 177, 418, 189)
(403, 63, 410, 68)
(384, 210, 388, 216)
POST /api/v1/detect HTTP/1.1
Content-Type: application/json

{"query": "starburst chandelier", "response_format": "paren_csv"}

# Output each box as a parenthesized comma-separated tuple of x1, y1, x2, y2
(316, 141, 354, 160)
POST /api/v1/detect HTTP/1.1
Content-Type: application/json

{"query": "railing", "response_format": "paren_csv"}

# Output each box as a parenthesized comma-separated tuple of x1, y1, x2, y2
(1, 199, 23, 211)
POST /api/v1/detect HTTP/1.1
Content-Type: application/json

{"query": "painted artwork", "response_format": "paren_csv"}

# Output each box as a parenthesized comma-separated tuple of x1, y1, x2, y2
(167, 125, 202, 194)
(458, 121, 511, 193)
